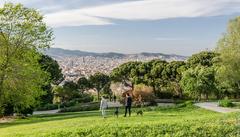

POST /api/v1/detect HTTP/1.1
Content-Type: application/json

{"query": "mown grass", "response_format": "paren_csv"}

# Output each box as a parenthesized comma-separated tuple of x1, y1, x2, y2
(0, 106, 239, 137)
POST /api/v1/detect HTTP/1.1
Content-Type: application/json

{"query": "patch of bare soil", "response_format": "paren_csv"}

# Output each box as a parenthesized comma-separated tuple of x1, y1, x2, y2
(0, 116, 14, 123)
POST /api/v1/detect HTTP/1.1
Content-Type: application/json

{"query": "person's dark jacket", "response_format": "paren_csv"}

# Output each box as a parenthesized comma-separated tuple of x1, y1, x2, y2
(125, 96, 132, 106)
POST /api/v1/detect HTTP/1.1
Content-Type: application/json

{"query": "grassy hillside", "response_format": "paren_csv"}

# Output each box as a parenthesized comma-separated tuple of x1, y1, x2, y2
(0, 106, 239, 137)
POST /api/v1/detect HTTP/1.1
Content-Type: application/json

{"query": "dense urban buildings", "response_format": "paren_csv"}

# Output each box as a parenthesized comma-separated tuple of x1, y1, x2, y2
(55, 55, 186, 81)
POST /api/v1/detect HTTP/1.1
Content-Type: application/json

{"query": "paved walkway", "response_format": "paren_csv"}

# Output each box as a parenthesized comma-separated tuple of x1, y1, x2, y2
(195, 102, 240, 113)
(107, 101, 123, 108)
(33, 109, 59, 115)
(33, 102, 122, 115)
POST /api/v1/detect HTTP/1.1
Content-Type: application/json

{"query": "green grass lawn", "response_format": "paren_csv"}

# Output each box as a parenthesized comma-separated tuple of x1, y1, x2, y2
(0, 106, 239, 137)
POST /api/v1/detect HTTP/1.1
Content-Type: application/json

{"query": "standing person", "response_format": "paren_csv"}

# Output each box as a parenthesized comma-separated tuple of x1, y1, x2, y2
(100, 96, 108, 118)
(124, 93, 132, 117)
(113, 94, 117, 102)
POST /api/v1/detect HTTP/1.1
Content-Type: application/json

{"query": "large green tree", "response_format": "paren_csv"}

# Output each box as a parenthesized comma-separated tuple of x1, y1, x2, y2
(162, 61, 186, 98)
(180, 66, 216, 100)
(187, 51, 218, 68)
(61, 81, 79, 102)
(89, 72, 110, 101)
(0, 3, 53, 115)
(39, 54, 63, 105)
(216, 16, 240, 98)
(111, 61, 141, 89)
(39, 54, 63, 85)
(77, 77, 91, 94)
(147, 60, 168, 96)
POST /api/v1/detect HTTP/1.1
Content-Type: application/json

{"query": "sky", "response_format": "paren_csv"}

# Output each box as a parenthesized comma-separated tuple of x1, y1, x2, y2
(1, 0, 240, 56)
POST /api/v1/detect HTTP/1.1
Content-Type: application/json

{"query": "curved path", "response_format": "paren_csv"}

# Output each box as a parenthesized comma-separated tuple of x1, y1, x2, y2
(195, 102, 240, 113)
(32, 101, 122, 115)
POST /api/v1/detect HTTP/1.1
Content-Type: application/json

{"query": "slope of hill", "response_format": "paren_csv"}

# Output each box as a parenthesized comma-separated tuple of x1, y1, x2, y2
(45, 48, 187, 60)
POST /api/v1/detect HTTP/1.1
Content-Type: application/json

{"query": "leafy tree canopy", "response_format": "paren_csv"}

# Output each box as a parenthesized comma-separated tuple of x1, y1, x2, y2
(0, 3, 53, 115)
(180, 65, 216, 100)
(187, 51, 218, 68)
(89, 72, 110, 100)
(77, 77, 91, 93)
(39, 54, 63, 85)
(216, 16, 240, 96)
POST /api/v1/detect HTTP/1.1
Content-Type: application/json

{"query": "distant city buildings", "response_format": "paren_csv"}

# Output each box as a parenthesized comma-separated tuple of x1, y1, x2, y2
(55, 55, 185, 82)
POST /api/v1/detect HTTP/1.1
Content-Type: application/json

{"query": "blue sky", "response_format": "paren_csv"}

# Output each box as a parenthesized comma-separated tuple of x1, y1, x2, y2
(1, 0, 240, 55)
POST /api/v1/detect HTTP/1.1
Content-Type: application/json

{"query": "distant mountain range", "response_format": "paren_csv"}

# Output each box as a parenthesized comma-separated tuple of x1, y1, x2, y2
(45, 48, 187, 60)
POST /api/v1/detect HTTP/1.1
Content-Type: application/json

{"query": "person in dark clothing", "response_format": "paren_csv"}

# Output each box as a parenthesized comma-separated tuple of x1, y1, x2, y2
(124, 93, 132, 117)
(113, 95, 117, 102)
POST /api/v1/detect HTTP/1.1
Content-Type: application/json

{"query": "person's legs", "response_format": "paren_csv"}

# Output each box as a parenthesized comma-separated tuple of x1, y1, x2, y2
(128, 106, 131, 116)
(124, 106, 127, 117)
(102, 108, 106, 118)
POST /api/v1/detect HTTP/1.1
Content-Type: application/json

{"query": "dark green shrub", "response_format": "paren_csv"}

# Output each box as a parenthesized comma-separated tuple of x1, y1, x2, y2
(36, 104, 59, 111)
(3, 103, 14, 116)
(62, 100, 77, 107)
(17, 106, 35, 116)
(74, 95, 94, 103)
(155, 91, 174, 99)
(218, 99, 234, 107)
(62, 96, 94, 108)
(0, 106, 4, 117)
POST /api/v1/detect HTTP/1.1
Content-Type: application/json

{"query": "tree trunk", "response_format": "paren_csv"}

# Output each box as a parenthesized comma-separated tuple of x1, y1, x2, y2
(109, 94, 112, 101)
(0, 73, 6, 104)
(153, 86, 157, 96)
(198, 94, 201, 102)
(179, 89, 183, 99)
(97, 90, 100, 101)
(205, 93, 209, 101)
(175, 83, 182, 99)
(0, 42, 10, 104)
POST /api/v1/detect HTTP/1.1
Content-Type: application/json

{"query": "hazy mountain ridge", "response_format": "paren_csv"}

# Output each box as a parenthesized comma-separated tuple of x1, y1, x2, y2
(45, 48, 187, 60)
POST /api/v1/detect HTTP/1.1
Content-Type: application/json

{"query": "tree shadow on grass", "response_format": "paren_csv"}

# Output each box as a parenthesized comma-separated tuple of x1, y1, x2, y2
(0, 111, 102, 129)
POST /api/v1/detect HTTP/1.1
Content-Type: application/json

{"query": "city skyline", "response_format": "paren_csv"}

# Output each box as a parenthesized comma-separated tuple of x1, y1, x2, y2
(1, 0, 240, 56)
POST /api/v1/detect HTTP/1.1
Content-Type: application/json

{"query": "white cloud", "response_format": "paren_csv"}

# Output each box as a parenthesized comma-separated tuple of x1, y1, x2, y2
(0, 0, 113, 27)
(155, 37, 186, 41)
(44, 10, 113, 28)
(2, 0, 240, 27)
(39, 5, 65, 13)
(0, 0, 31, 5)
(81, 0, 240, 20)
(44, 0, 240, 27)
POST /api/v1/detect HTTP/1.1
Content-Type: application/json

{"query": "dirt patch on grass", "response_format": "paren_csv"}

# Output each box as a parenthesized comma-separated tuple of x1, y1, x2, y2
(0, 116, 14, 123)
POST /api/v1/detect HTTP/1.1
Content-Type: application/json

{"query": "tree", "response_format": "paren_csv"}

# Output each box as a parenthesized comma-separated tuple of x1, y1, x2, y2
(39, 54, 63, 85)
(187, 51, 218, 68)
(39, 54, 63, 105)
(123, 59, 169, 97)
(131, 61, 152, 85)
(162, 61, 186, 98)
(52, 85, 64, 106)
(101, 82, 112, 100)
(77, 77, 91, 94)
(0, 3, 53, 115)
(62, 81, 79, 101)
(89, 72, 110, 101)
(216, 16, 240, 98)
(111, 61, 141, 89)
(147, 60, 168, 96)
(180, 66, 217, 100)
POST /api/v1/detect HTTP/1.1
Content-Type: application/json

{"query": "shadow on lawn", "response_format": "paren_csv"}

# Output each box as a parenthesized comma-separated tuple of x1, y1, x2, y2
(0, 111, 102, 129)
